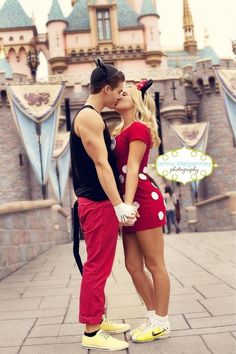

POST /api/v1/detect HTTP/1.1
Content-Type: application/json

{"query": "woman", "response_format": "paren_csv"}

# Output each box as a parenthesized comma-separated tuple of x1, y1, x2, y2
(164, 186, 181, 234)
(113, 80, 170, 343)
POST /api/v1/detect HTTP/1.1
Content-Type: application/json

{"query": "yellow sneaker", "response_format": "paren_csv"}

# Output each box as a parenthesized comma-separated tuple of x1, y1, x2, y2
(82, 329, 129, 351)
(129, 319, 149, 338)
(132, 323, 170, 343)
(100, 318, 130, 334)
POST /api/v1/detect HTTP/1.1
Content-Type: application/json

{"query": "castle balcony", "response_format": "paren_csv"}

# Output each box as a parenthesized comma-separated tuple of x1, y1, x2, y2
(66, 44, 145, 64)
(35, 34, 48, 46)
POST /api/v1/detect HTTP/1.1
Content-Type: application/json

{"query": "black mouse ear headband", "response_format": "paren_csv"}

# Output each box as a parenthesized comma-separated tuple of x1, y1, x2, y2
(136, 79, 153, 100)
(94, 58, 107, 77)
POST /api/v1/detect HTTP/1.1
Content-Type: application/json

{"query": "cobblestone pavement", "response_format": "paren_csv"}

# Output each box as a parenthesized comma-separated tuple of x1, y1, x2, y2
(0, 231, 235, 354)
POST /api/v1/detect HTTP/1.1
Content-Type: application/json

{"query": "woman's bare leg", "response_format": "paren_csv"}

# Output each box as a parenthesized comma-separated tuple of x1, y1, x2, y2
(122, 233, 155, 310)
(136, 227, 170, 316)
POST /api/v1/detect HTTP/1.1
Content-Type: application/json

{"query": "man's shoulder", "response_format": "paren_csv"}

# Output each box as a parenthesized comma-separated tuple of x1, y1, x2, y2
(75, 107, 104, 131)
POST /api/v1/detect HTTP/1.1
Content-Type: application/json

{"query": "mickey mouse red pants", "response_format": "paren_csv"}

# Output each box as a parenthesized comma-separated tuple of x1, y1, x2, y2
(78, 197, 119, 324)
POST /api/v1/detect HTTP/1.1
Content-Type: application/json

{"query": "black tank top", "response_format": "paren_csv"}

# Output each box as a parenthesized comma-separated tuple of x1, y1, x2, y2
(70, 105, 120, 201)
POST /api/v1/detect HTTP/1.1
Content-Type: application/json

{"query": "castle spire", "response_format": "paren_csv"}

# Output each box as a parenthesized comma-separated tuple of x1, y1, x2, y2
(183, 0, 197, 54)
(0, 0, 33, 29)
(47, 0, 66, 24)
(140, 0, 157, 17)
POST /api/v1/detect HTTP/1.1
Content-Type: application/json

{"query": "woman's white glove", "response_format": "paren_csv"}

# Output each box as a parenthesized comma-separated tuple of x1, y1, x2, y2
(114, 203, 137, 224)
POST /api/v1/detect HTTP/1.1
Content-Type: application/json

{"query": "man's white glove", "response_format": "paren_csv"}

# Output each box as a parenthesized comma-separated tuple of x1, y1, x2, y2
(114, 203, 137, 224)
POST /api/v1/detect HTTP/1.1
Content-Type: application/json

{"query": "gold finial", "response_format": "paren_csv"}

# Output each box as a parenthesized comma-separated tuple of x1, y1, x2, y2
(183, 0, 193, 27)
(183, 0, 197, 54)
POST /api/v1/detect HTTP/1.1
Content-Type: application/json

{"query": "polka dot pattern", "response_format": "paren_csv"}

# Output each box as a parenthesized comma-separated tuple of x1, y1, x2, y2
(143, 166, 148, 173)
(110, 138, 116, 151)
(139, 173, 147, 180)
(158, 211, 164, 220)
(119, 175, 125, 184)
(151, 192, 159, 200)
(122, 165, 127, 174)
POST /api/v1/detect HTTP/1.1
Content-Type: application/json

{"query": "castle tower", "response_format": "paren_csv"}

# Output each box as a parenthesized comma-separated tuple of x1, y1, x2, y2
(138, 0, 163, 67)
(46, 0, 68, 74)
(0, 0, 37, 77)
(183, 0, 197, 54)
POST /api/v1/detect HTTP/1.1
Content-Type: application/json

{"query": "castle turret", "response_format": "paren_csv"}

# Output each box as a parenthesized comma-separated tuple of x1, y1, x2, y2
(138, 0, 163, 67)
(183, 0, 197, 54)
(0, 0, 37, 77)
(46, 0, 68, 74)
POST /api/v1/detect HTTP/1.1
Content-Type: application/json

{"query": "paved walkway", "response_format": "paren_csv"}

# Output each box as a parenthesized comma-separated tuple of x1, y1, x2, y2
(0, 231, 236, 354)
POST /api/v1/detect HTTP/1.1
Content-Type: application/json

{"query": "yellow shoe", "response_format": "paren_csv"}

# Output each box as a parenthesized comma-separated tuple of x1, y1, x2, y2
(129, 319, 149, 338)
(100, 318, 130, 334)
(82, 329, 129, 351)
(132, 323, 170, 343)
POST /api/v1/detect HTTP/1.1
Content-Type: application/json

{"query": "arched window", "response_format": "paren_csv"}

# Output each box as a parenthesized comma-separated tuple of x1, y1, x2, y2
(9, 36, 14, 41)
(19, 36, 24, 40)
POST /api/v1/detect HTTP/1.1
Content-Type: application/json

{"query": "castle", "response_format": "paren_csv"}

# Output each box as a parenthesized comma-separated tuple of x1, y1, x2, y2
(0, 0, 235, 248)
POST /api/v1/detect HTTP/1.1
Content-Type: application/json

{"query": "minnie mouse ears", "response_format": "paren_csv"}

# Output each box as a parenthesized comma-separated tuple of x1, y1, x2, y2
(90, 58, 119, 85)
(136, 79, 153, 99)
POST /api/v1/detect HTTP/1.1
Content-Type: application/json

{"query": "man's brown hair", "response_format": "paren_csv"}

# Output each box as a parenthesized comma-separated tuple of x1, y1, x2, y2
(90, 70, 125, 94)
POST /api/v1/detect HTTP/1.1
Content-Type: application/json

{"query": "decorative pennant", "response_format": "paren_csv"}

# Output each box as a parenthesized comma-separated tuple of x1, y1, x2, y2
(215, 69, 236, 144)
(170, 122, 210, 197)
(6, 84, 64, 187)
(49, 132, 70, 204)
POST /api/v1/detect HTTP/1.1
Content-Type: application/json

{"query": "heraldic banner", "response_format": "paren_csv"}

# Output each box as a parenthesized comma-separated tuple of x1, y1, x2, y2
(49, 132, 70, 204)
(6, 84, 64, 190)
(170, 122, 210, 195)
(215, 69, 236, 145)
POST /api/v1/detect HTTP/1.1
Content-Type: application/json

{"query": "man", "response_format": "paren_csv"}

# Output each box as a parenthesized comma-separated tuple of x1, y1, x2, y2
(70, 59, 136, 351)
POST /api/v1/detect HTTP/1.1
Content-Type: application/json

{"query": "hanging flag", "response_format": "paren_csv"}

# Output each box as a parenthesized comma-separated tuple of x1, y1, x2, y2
(49, 132, 70, 204)
(170, 122, 210, 198)
(215, 69, 236, 144)
(6, 84, 64, 191)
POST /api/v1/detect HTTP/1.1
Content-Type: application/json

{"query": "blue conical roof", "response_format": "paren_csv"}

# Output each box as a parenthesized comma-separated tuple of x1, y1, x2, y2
(0, 0, 33, 29)
(117, 0, 139, 28)
(140, 0, 157, 17)
(66, 0, 89, 31)
(48, 0, 66, 23)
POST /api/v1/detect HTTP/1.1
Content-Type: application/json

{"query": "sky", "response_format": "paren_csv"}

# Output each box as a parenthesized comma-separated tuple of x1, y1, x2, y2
(0, 0, 235, 77)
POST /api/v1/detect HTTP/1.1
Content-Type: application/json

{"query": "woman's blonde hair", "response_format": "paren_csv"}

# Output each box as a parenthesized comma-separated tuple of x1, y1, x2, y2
(113, 85, 161, 147)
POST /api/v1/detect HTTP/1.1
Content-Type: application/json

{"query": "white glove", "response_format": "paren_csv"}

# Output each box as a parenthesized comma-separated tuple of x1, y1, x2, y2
(114, 203, 136, 224)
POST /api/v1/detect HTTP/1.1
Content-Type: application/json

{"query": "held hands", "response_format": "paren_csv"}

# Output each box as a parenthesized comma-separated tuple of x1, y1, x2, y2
(114, 203, 138, 226)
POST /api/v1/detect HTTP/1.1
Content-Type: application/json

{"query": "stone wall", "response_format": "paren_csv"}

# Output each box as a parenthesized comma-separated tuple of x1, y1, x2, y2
(194, 192, 236, 232)
(0, 89, 31, 203)
(0, 199, 71, 280)
(198, 91, 236, 198)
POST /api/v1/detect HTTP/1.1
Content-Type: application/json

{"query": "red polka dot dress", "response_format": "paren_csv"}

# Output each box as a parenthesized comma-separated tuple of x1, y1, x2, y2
(113, 121, 166, 234)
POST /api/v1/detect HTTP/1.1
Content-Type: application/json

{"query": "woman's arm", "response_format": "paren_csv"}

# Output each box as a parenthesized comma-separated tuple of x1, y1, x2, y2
(124, 140, 146, 205)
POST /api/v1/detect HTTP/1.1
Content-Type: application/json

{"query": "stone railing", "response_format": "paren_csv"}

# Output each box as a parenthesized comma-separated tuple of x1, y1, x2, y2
(0, 199, 71, 280)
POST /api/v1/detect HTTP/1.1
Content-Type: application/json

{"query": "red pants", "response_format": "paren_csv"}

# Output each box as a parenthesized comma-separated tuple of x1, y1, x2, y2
(78, 197, 119, 324)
